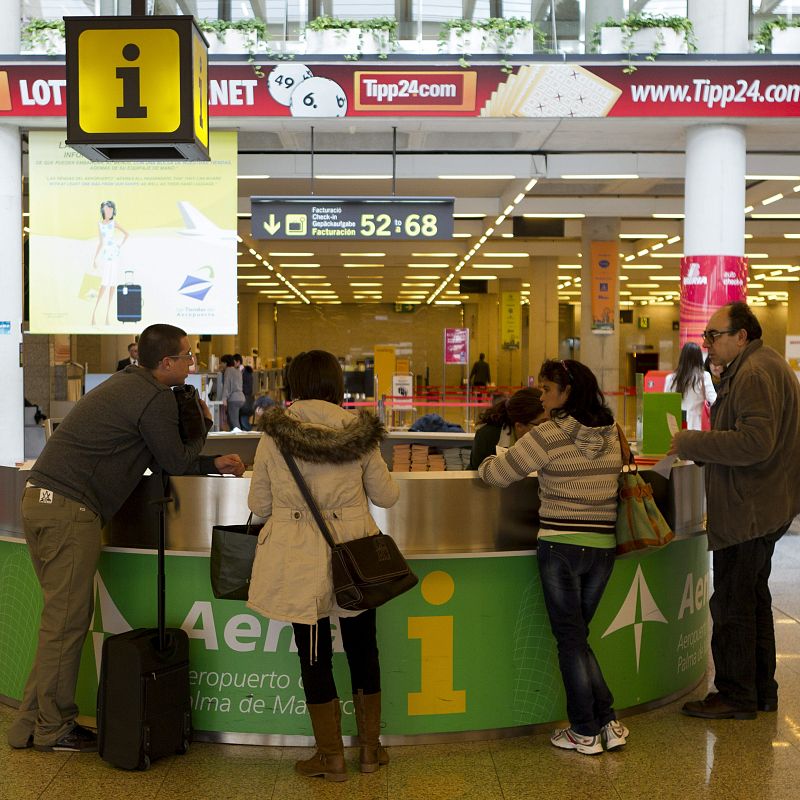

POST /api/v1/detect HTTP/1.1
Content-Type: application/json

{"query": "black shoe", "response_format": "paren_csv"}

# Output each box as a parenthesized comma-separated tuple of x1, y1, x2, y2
(33, 724, 98, 753)
(682, 692, 757, 720)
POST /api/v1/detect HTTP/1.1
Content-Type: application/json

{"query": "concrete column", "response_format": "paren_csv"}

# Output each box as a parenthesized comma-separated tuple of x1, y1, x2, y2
(0, 1, 20, 53)
(237, 293, 260, 362)
(580, 218, 621, 396)
(688, 0, 749, 54)
(682, 125, 747, 343)
(497, 278, 522, 388)
(788, 284, 800, 344)
(527, 256, 560, 379)
(465, 293, 499, 388)
(0, 123, 24, 465)
(585, 0, 624, 45)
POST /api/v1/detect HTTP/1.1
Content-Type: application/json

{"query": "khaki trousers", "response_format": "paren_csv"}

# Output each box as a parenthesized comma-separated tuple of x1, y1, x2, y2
(7, 487, 102, 748)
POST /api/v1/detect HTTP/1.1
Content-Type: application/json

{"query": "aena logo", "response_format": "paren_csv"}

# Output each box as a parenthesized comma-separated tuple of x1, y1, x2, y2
(602, 564, 667, 671)
(89, 574, 132, 681)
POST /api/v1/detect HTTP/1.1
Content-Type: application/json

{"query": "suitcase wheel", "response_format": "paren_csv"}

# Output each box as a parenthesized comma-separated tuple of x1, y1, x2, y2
(176, 739, 190, 756)
(138, 754, 151, 771)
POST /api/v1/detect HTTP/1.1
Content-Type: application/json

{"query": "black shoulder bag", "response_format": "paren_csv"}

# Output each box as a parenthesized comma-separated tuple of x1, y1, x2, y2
(281, 450, 418, 611)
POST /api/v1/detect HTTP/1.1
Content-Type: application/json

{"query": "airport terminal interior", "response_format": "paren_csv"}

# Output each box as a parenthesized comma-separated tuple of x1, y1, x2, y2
(4, 1, 800, 799)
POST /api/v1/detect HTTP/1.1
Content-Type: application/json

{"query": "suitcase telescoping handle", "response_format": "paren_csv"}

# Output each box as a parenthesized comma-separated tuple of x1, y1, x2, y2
(150, 495, 174, 651)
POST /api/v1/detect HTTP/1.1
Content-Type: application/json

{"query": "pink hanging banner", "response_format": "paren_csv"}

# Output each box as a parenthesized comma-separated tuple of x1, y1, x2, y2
(679, 255, 748, 346)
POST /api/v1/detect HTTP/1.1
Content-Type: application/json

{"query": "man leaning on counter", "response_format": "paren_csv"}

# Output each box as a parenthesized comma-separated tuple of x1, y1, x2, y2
(7, 324, 245, 755)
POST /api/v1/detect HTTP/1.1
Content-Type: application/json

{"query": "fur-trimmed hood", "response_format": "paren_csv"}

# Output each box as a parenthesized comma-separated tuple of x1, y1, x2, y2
(257, 400, 387, 464)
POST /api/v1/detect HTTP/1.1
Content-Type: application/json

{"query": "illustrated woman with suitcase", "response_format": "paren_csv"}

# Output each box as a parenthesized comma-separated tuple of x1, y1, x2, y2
(91, 200, 128, 326)
(248, 350, 400, 782)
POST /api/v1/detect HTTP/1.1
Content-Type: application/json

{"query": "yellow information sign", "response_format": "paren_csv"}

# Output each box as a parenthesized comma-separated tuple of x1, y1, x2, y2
(77, 28, 181, 134)
(65, 16, 209, 161)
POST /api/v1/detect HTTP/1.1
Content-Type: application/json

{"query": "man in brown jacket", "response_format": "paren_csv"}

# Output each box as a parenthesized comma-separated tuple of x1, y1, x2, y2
(669, 302, 800, 719)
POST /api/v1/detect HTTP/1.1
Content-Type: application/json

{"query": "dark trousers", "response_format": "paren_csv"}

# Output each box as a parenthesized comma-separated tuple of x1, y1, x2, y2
(710, 523, 789, 708)
(537, 540, 616, 737)
(292, 610, 380, 704)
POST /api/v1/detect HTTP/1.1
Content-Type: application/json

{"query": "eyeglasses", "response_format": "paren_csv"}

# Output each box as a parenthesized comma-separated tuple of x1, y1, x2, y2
(167, 350, 194, 360)
(700, 329, 737, 344)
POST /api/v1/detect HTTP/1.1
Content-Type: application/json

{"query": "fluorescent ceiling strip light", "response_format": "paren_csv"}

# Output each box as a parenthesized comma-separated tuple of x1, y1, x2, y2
(628, 283, 660, 288)
(744, 205, 755, 214)
(501, 233, 514, 238)
(783, 234, 800, 238)
(340, 252, 386, 257)
(291, 275, 327, 279)
(751, 214, 800, 219)
(245, 282, 279, 286)
(523, 213, 585, 218)
(667, 236, 681, 244)
(453, 213, 486, 219)
(763, 276, 800, 281)
(297, 282, 331, 287)
(558, 264, 581, 269)
(762, 193, 784, 205)
(401, 282, 435, 287)
(238, 174, 270, 179)
(560, 174, 639, 179)
(411, 252, 458, 257)
(471, 264, 513, 269)
(343, 263, 384, 268)
(237, 213, 252, 218)
(350, 283, 383, 287)
(651, 243, 664, 250)
(316, 174, 392, 179)
(404, 275, 441, 279)
(460, 275, 498, 280)
(746, 175, 800, 180)
(652, 213, 685, 219)
(278, 263, 320, 268)
(439, 175, 515, 180)
(453, 233, 472, 238)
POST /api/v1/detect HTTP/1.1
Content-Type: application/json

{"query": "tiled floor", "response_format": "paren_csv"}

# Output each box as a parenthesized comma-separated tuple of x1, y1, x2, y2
(3, 525, 800, 800)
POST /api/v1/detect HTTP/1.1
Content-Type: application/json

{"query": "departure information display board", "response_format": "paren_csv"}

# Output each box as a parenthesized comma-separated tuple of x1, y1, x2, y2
(251, 196, 454, 240)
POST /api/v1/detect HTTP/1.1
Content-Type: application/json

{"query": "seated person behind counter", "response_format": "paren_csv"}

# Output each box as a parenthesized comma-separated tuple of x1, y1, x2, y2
(469, 388, 547, 469)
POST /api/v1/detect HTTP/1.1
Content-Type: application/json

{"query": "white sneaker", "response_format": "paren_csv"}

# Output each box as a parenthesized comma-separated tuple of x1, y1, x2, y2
(601, 720, 629, 751)
(550, 727, 603, 755)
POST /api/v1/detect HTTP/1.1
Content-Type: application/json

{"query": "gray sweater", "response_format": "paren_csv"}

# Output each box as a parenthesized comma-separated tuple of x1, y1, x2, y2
(28, 367, 218, 522)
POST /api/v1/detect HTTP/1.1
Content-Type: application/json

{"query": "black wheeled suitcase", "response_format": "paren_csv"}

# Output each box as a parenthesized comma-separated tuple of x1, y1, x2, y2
(117, 270, 142, 323)
(97, 495, 192, 770)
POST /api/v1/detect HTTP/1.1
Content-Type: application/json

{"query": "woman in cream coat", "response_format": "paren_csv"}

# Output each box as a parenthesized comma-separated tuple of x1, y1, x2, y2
(248, 350, 399, 782)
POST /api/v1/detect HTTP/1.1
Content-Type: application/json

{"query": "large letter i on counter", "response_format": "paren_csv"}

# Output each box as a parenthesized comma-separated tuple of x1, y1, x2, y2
(407, 571, 467, 715)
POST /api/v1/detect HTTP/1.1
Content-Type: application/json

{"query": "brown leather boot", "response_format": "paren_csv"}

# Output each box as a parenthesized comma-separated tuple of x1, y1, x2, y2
(295, 699, 348, 782)
(353, 690, 389, 774)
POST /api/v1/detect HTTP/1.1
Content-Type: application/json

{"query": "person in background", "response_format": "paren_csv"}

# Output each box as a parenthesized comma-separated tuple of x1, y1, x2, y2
(468, 387, 547, 469)
(282, 355, 294, 404)
(91, 200, 128, 327)
(469, 352, 491, 389)
(221, 353, 245, 431)
(670, 302, 800, 720)
(252, 394, 276, 420)
(479, 359, 627, 756)
(116, 342, 138, 371)
(7, 324, 244, 754)
(239, 364, 255, 431)
(665, 341, 717, 430)
(248, 350, 399, 782)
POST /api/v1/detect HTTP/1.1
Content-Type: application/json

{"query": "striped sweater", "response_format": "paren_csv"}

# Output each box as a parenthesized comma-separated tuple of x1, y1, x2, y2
(478, 415, 622, 535)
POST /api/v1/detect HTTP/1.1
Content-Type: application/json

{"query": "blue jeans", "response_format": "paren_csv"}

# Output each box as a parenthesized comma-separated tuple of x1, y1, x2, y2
(537, 540, 616, 737)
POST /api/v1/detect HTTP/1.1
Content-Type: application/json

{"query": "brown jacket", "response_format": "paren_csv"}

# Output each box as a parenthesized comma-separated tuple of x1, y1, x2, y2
(675, 340, 800, 550)
(247, 401, 399, 625)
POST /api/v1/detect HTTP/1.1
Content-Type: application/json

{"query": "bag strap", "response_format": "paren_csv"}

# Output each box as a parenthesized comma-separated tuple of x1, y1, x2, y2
(616, 424, 638, 473)
(280, 449, 337, 551)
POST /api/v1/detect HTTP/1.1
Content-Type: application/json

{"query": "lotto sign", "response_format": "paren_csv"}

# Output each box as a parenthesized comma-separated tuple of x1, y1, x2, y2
(64, 16, 209, 161)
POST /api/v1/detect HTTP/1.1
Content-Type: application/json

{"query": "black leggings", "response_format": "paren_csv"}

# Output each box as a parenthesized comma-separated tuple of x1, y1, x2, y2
(292, 610, 380, 704)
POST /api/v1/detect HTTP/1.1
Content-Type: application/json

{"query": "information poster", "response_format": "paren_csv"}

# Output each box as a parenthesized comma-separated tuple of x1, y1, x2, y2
(590, 241, 618, 334)
(500, 291, 521, 349)
(28, 130, 238, 334)
(444, 327, 469, 365)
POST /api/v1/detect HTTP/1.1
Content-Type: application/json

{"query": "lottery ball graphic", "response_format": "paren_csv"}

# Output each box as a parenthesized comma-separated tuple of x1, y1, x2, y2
(267, 64, 314, 106)
(289, 77, 348, 117)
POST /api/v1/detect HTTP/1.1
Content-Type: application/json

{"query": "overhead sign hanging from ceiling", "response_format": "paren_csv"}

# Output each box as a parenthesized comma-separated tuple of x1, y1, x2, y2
(251, 197, 455, 240)
(64, 15, 209, 161)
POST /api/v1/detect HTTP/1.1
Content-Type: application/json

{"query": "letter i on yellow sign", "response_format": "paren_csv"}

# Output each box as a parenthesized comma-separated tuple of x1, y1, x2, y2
(408, 571, 466, 715)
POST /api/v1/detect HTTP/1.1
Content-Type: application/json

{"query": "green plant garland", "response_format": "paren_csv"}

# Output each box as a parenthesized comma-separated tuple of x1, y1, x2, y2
(438, 17, 546, 73)
(197, 18, 268, 76)
(20, 19, 65, 54)
(754, 17, 800, 53)
(589, 12, 697, 74)
(306, 16, 398, 60)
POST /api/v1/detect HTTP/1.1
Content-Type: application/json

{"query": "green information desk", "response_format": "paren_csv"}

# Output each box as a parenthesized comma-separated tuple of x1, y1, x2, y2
(0, 465, 709, 745)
